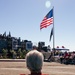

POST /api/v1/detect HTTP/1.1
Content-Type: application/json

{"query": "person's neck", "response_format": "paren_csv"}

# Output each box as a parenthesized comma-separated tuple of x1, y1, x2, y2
(31, 72, 42, 75)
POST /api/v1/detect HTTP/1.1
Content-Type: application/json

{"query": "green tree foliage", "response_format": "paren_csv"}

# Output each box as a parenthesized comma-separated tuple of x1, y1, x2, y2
(1, 48, 30, 59)
(2, 49, 8, 58)
(21, 50, 29, 59)
(17, 48, 22, 59)
(10, 50, 17, 59)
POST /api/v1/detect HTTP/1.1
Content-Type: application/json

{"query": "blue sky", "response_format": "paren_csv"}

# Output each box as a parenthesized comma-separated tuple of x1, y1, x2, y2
(0, 0, 75, 51)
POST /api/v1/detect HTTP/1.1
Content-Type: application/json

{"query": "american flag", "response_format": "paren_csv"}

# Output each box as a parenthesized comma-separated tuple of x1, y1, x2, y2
(40, 9, 53, 30)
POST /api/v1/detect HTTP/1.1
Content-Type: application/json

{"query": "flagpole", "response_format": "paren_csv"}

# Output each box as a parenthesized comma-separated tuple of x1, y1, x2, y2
(53, 6, 55, 50)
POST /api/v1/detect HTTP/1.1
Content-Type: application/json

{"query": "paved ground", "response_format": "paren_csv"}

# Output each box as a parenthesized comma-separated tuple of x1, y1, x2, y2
(0, 60, 75, 75)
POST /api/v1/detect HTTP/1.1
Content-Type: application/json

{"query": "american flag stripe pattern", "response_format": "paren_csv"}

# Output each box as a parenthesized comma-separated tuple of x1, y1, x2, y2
(40, 9, 53, 30)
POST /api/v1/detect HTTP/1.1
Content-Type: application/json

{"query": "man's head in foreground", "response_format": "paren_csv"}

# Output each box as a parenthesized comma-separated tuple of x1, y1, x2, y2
(26, 50, 44, 73)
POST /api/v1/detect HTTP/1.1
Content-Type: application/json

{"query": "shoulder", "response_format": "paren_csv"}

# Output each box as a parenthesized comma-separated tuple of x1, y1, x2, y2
(20, 74, 26, 75)
(42, 74, 49, 75)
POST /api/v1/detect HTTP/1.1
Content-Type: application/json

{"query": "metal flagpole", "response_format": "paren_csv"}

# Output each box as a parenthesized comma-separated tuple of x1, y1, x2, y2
(53, 6, 55, 51)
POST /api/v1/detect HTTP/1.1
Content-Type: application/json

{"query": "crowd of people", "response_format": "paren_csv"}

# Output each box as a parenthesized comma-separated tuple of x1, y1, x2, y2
(47, 50, 75, 65)
(59, 51, 75, 64)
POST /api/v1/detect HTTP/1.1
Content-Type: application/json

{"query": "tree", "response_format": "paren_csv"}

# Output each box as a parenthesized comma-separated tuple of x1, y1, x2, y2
(10, 50, 17, 59)
(22, 50, 28, 59)
(17, 48, 22, 58)
(2, 49, 8, 58)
